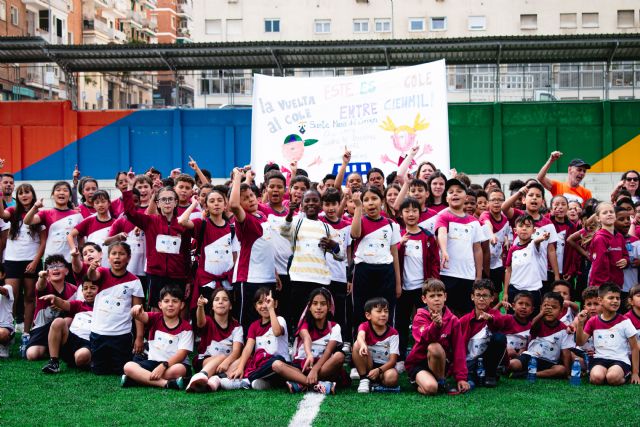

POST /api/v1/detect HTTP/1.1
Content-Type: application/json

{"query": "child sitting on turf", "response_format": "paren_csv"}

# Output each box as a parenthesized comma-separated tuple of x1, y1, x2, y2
(405, 279, 468, 395)
(186, 289, 243, 393)
(568, 286, 600, 371)
(576, 283, 640, 385)
(122, 286, 194, 390)
(625, 284, 640, 341)
(40, 280, 97, 373)
(352, 297, 400, 393)
(459, 279, 507, 388)
(551, 280, 579, 325)
(26, 255, 78, 361)
(502, 214, 550, 314)
(223, 288, 290, 391)
(508, 292, 574, 379)
(84, 242, 145, 375)
(0, 266, 14, 358)
(495, 291, 533, 359)
(288, 288, 345, 394)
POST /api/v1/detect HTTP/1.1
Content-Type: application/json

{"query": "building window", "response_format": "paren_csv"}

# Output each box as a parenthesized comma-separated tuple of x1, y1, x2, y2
(520, 14, 537, 30)
(612, 63, 634, 87)
(429, 17, 446, 31)
(38, 10, 49, 31)
(314, 19, 331, 34)
(226, 19, 242, 37)
(468, 16, 486, 31)
(617, 10, 635, 28)
(582, 13, 598, 28)
(205, 19, 221, 35)
(0, 1, 6, 22)
(264, 19, 280, 33)
(375, 18, 391, 33)
(10, 5, 17, 25)
(353, 19, 369, 33)
(559, 13, 577, 29)
(558, 64, 579, 88)
(580, 64, 604, 88)
(408, 18, 425, 32)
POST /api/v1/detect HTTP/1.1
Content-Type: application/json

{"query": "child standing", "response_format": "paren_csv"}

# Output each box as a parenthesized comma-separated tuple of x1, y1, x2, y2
(288, 288, 345, 394)
(508, 292, 574, 379)
(614, 208, 640, 301)
(123, 286, 194, 390)
(68, 190, 114, 267)
(350, 186, 401, 327)
(479, 188, 511, 292)
(186, 289, 243, 393)
(352, 298, 400, 393)
(396, 197, 440, 364)
(85, 242, 145, 375)
(435, 178, 485, 315)
(502, 214, 550, 313)
(589, 202, 629, 287)
(548, 196, 576, 280)
(40, 281, 97, 373)
(405, 279, 469, 395)
(25, 255, 78, 360)
(576, 284, 640, 385)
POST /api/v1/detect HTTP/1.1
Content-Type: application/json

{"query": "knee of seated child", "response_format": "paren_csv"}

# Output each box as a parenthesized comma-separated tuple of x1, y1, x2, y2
(123, 361, 137, 375)
(26, 346, 43, 361)
(51, 317, 66, 329)
(165, 363, 187, 379)
(332, 351, 345, 364)
(605, 367, 625, 385)
(416, 371, 437, 395)
(271, 359, 285, 372)
(382, 368, 399, 385)
(75, 349, 91, 367)
(508, 359, 522, 371)
(427, 342, 445, 358)
(0, 327, 10, 341)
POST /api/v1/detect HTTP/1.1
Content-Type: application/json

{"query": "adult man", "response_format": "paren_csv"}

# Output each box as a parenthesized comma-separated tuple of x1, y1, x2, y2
(1, 173, 15, 208)
(537, 151, 592, 205)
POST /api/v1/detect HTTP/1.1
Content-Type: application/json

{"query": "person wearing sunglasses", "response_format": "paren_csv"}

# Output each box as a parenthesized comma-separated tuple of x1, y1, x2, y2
(612, 170, 640, 204)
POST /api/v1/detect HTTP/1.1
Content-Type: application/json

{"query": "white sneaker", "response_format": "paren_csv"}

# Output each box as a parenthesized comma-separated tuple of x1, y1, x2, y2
(15, 323, 24, 334)
(342, 342, 352, 354)
(219, 378, 250, 390)
(207, 375, 221, 391)
(396, 361, 405, 374)
(350, 367, 360, 380)
(357, 378, 370, 393)
(0, 344, 9, 358)
(251, 378, 272, 390)
(186, 372, 209, 393)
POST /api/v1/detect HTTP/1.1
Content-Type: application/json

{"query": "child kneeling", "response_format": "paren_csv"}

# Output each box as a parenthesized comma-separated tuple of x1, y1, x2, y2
(352, 297, 400, 393)
(405, 279, 469, 395)
(122, 286, 193, 389)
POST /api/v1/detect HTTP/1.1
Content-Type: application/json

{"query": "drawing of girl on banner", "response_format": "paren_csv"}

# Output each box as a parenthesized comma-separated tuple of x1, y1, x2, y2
(379, 113, 433, 167)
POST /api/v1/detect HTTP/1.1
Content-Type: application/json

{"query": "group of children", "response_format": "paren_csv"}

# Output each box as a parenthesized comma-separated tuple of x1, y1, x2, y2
(0, 150, 639, 395)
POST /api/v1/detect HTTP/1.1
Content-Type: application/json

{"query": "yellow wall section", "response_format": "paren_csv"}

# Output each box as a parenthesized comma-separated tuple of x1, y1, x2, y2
(590, 134, 640, 173)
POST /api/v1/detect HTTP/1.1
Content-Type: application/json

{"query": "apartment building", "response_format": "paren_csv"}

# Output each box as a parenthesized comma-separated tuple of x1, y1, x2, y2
(0, 0, 27, 100)
(192, 0, 640, 107)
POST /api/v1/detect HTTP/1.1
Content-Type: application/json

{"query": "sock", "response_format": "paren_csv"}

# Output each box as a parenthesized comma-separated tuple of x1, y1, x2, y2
(50, 357, 59, 363)
(360, 375, 367, 380)
(199, 370, 209, 377)
(437, 378, 446, 386)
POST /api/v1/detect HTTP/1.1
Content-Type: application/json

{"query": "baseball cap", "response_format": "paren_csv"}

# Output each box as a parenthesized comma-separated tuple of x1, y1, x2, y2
(445, 178, 468, 194)
(568, 158, 591, 169)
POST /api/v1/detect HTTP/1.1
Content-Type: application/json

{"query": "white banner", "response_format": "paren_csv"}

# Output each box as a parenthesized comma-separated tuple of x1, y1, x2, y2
(251, 60, 450, 183)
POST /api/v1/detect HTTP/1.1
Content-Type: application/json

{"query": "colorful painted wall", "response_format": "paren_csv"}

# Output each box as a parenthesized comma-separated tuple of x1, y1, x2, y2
(1, 100, 638, 180)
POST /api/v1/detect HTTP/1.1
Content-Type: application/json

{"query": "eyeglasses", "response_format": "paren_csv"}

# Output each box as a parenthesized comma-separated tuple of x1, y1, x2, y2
(47, 263, 66, 271)
(625, 177, 639, 182)
(474, 294, 492, 300)
(158, 197, 176, 203)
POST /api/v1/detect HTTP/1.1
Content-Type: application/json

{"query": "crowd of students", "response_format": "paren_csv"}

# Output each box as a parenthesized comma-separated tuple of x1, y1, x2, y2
(0, 149, 638, 396)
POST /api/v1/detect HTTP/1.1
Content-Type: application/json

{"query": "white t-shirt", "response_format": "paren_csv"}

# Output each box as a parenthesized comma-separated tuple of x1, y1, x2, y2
(506, 241, 545, 291)
(435, 210, 485, 280)
(353, 216, 401, 265)
(0, 285, 14, 329)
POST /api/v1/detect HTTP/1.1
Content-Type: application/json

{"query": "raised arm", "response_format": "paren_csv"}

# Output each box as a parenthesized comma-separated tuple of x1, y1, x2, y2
(334, 148, 351, 190)
(188, 156, 211, 185)
(229, 168, 246, 223)
(392, 178, 410, 212)
(39, 294, 72, 312)
(537, 151, 562, 191)
(396, 144, 420, 185)
(349, 192, 363, 238)
(177, 196, 199, 229)
(23, 198, 44, 225)
(502, 185, 527, 219)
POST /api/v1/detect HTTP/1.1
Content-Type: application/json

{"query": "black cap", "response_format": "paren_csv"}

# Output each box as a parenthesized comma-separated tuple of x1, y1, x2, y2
(445, 178, 468, 193)
(568, 158, 591, 169)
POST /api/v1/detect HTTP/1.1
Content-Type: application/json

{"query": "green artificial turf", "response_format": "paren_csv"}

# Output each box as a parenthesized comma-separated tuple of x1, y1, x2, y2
(1, 338, 638, 427)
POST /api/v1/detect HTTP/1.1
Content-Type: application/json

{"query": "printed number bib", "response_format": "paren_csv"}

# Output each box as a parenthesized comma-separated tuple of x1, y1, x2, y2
(156, 234, 181, 254)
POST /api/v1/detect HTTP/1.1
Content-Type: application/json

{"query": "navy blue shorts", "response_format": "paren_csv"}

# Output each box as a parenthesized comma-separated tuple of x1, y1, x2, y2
(90, 332, 132, 375)
(61, 332, 90, 367)
(408, 360, 432, 382)
(516, 354, 558, 372)
(134, 359, 191, 377)
(591, 358, 631, 378)
(26, 323, 52, 350)
(247, 355, 287, 382)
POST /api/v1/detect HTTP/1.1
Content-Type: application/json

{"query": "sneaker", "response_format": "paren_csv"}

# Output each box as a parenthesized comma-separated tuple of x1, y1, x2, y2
(165, 377, 185, 390)
(0, 344, 9, 359)
(207, 375, 221, 392)
(15, 322, 24, 334)
(186, 372, 209, 393)
(314, 381, 336, 395)
(357, 378, 370, 393)
(41, 359, 60, 374)
(342, 342, 352, 363)
(350, 367, 360, 380)
(120, 374, 136, 388)
(219, 378, 251, 390)
(287, 381, 305, 394)
(396, 361, 405, 374)
(485, 377, 498, 388)
(251, 378, 272, 390)
(20, 334, 30, 359)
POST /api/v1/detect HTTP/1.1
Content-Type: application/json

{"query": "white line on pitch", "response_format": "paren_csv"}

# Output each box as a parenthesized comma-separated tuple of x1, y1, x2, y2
(288, 393, 326, 427)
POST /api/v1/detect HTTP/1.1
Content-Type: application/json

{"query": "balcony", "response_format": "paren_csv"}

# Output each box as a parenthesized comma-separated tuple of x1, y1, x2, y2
(176, 1, 192, 17)
(26, 65, 60, 89)
(23, 0, 68, 12)
(83, 18, 127, 42)
(95, 0, 127, 18)
(177, 27, 191, 37)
